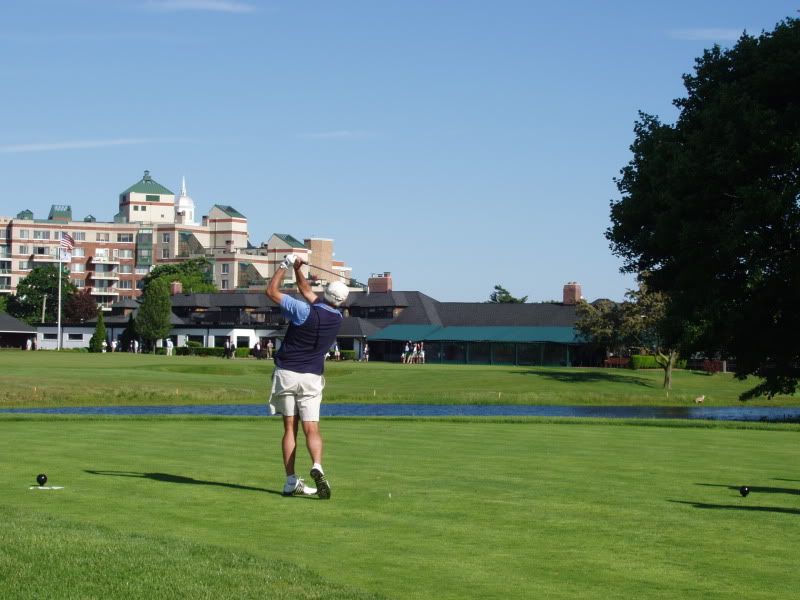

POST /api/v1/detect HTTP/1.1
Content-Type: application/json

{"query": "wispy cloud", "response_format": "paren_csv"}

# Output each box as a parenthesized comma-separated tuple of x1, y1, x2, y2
(143, 0, 256, 13)
(0, 138, 184, 154)
(668, 28, 743, 42)
(298, 130, 375, 140)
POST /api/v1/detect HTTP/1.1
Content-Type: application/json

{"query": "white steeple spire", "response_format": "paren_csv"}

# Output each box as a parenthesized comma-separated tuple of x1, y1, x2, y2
(175, 175, 196, 225)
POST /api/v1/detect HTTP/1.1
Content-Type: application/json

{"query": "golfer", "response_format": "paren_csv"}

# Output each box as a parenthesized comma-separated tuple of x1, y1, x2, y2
(266, 254, 348, 499)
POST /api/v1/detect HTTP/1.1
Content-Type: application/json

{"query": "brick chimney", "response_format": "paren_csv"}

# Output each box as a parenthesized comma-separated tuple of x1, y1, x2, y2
(368, 272, 393, 293)
(170, 281, 183, 295)
(563, 282, 582, 305)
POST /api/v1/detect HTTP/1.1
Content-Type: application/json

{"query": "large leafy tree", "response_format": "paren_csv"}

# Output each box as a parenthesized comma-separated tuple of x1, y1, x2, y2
(141, 258, 216, 295)
(607, 18, 800, 399)
(488, 285, 528, 304)
(135, 278, 172, 352)
(65, 289, 99, 323)
(8, 265, 76, 324)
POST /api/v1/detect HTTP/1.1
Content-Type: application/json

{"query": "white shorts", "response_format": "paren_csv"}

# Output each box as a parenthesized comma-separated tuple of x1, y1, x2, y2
(268, 368, 326, 421)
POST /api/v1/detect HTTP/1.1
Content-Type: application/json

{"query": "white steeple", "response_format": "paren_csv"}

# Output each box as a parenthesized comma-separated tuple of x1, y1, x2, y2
(174, 175, 197, 225)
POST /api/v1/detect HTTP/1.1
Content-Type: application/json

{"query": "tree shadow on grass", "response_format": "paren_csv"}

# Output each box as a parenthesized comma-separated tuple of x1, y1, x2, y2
(668, 500, 800, 516)
(85, 470, 289, 497)
(514, 368, 655, 388)
(695, 483, 800, 496)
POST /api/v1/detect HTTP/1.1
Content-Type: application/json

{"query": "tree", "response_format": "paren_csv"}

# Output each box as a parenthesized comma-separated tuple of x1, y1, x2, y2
(141, 258, 216, 295)
(65, 289, 99, 323)
(135, 278, 172, 352)
(576, 282, 681, 390)
(607, 18, 800, 399)
(0, 294, 7, 313)
(488, 285, 527, 304)
(8, 265, 76, 324)
(89, 310, 107, 353)
(119, 313, 137, 352)
(575, 299, 630, 358)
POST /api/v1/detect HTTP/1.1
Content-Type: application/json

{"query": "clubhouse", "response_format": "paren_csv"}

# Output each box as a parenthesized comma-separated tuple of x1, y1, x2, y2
(33, 278, 600, 367)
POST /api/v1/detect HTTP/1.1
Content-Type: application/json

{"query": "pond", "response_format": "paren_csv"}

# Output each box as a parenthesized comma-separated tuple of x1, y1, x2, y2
(1, 404, 800, 422)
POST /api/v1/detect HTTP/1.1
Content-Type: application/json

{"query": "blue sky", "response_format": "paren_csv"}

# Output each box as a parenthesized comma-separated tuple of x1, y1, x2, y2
(1, 1, 796, 301)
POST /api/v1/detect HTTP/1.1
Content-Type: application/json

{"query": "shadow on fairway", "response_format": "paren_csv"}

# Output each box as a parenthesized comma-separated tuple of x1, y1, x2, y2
(695, 483, 800, 496)
(516, 368, 653, 387)
(669, 500, 800, 515)
(85, 470, 286, 496)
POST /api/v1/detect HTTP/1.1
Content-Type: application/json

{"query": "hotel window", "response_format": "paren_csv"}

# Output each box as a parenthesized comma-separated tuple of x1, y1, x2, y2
(33, 230, 51, 240)
(118, 249, 133, 259)
(73, 248, 85, 257)
(162, 248, 170, 259)
(162, 233, 170, 243)
(34, 246, 48, 255)
(119, 264, 133, 274)
(19, 229, 29, 239)
(221, 279, 229, 290)
(118, 280, 133, 289)
(19, 245, 29, 254)
(221, 264, 229, 274)
(133, 206, 139, 211)
(71, 279, 85, 288)
(140, 206, 147, 211)
(135, 267, 149, 275)
(73, 231, 85, 241)
(71, 263, 85, 273)
(117, 233, 133, 243)
(19, 260, 33, 270)
(96, 232, 110, 242)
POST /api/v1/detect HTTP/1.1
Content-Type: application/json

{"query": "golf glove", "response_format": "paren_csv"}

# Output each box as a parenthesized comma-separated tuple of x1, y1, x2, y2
(280, 253, 298, 270)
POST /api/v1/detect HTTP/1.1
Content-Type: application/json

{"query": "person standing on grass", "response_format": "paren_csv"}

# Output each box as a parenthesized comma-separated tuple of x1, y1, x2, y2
(266, 254, 348, 499)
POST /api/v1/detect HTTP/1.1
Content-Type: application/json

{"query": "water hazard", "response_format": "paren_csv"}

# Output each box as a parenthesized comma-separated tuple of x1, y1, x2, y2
(1, 404, 800, 422)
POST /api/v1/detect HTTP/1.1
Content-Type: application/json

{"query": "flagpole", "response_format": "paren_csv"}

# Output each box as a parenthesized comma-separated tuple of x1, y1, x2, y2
(58, 232, 63, 351)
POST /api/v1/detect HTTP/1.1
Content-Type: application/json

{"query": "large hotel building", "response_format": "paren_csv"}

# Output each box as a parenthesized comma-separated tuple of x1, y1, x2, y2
(0, 171, 353, 308)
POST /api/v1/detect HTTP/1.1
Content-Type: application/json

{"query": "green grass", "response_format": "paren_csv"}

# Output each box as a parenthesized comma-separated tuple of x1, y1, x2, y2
(0, 351, 797, 408)
(1, 417, 799, 599)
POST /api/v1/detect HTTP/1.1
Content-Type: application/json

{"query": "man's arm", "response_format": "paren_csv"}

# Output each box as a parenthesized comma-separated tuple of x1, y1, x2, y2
(294, 259, 319, 304)
(266, 254, 298, 304)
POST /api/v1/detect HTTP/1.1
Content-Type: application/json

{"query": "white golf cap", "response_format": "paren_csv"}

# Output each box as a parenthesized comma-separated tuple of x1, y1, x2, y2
(324, 281, 349, 307)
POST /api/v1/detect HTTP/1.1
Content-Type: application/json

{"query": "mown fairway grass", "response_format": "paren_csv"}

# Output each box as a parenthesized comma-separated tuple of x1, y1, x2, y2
(1, 350, 797, 407)
(1, 417, 799, 599)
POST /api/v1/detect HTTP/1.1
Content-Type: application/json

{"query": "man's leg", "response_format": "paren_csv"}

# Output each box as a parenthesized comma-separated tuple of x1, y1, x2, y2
(303, 420, 331, 499)
(301, 420, 323, 466)
(282, 415, 299, 476)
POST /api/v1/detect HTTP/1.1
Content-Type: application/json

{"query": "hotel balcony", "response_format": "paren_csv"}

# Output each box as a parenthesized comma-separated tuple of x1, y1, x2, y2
(33, 253, 60, 263)
(91, 255, 120, 265)
(89, 286, 120, 297)
(89, 270, 120, 280)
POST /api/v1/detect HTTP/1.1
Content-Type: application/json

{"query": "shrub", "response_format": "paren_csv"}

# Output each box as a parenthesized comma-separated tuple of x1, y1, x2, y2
(340, 350, 356, 361)
(176, 347, 226, 358)
(631, 354, 688, 369)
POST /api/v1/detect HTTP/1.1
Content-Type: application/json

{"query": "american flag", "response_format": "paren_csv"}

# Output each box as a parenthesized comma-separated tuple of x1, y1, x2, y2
(60, 232, 75, 251)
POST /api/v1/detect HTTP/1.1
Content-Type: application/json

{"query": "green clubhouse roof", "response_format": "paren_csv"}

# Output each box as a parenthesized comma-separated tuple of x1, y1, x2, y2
(369, 324, 579, 344)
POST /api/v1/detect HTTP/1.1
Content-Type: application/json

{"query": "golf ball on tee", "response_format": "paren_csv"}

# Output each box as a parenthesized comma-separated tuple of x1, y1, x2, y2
(36, 473, 47, 486)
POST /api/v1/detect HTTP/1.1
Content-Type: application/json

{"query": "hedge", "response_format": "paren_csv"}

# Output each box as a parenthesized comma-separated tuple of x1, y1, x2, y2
(630, 354, 688, 370)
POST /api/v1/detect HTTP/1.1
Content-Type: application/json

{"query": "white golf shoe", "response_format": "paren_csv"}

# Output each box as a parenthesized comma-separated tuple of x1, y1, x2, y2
(282, 478, 317, 497)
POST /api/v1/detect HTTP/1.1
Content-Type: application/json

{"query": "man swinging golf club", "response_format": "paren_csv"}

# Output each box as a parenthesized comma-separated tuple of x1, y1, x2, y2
(266, 254, 349, 499)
